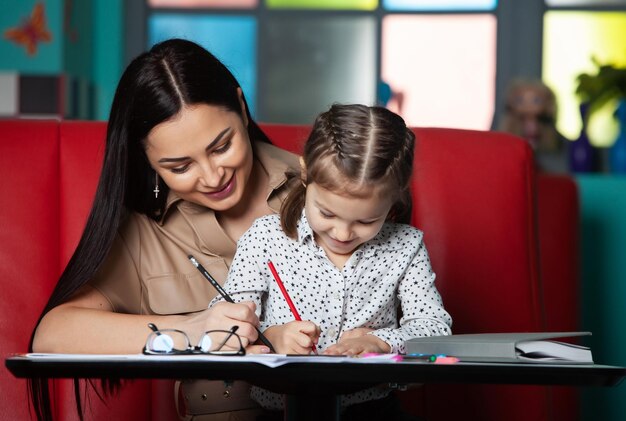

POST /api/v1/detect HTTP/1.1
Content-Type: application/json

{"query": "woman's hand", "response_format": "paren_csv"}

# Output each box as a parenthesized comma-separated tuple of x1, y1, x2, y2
(323, 334, 391, 356)
(186, 301, 260, 348)
(263, 321, 320, 354)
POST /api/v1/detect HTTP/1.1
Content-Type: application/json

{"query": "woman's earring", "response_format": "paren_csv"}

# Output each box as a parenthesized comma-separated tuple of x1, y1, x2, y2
(153, 172, 160, 199)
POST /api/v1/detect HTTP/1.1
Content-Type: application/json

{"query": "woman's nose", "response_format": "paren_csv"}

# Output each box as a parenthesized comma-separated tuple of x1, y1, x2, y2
(199, 162, 225, 188)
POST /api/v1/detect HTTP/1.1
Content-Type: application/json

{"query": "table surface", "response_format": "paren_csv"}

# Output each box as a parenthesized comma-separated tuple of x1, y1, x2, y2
(6, 354, 626, 395)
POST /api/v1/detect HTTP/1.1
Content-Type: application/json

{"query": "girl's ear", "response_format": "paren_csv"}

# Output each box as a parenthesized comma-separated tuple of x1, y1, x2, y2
(299, 156, 307, 186)
(236, 87, 249, 128)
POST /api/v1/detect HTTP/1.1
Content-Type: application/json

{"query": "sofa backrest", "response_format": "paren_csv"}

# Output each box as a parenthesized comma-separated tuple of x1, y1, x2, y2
(536, 173, 580, 333)
(263, 124, 542, 332)
(59, 122, 107, 267)
(58, 121, 546, 335)
(0, 120, 60, 420)
(1, 120, 577, 421)
(263, 124, 551, 421)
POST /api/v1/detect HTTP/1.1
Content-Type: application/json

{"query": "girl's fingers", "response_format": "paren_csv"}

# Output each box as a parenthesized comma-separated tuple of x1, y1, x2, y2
(298, 320, 321, 338)
(340, 327, 373, 340)
(246, 344, 272, 354)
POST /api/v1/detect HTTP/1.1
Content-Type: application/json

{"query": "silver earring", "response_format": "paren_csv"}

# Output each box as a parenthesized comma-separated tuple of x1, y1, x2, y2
(153, 173, 160, 199)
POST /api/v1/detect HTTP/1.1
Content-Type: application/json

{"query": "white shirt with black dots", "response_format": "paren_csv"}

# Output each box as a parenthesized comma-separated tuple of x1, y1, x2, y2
(213, 211, 452, 409)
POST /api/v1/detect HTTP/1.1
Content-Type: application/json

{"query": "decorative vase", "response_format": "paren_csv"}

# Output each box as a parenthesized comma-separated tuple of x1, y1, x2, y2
(609, 99, 626, 174)
(569, 103, 596, 173)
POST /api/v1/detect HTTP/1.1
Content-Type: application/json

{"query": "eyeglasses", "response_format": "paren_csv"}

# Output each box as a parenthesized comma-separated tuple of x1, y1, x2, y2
(143, 323, 245, 356)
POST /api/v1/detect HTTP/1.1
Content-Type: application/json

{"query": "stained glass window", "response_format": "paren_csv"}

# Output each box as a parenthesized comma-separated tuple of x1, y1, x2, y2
(140, 0, 498, 127)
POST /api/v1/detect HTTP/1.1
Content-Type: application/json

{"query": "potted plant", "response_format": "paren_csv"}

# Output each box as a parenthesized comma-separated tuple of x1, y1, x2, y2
(575, 59, 626, 172)
(575, 59, 626, 121)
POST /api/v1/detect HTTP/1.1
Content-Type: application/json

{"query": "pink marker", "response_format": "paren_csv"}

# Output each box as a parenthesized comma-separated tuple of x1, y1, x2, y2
(434, 356, 460, 364)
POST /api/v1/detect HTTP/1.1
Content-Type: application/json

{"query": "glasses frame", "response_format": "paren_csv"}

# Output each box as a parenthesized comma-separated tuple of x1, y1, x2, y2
(143, 323, 246, 356)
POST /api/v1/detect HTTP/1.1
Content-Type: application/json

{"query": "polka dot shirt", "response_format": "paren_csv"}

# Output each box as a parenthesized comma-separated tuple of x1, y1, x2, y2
(213, 210, 452, 409)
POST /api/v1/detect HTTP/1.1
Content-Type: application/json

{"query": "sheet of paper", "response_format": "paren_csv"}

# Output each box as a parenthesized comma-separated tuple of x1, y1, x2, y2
(21, 353, 403, 368)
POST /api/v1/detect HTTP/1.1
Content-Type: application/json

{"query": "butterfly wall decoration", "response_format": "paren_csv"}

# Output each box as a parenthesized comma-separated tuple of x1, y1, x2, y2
(4, 2, 52, 56)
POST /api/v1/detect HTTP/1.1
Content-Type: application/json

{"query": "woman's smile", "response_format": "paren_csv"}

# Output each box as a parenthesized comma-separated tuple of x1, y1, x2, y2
(205, 174, 236, 200)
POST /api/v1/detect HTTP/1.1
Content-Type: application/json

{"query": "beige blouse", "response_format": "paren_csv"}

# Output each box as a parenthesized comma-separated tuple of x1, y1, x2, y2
(90, 142, 299, 316)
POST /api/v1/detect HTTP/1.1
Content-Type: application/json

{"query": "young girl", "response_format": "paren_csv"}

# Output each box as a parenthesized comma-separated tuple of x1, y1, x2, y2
(213, 103, 451, 417)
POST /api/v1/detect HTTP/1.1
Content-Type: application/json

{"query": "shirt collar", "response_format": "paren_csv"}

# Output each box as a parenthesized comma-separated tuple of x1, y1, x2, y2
(296, 210, 315, 245)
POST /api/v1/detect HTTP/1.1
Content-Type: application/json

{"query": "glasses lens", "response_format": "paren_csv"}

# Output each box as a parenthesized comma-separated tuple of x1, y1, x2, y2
(199, 330, 243, 354)
(199, 335, 213, 353)
(146, 330, 189, 353)
(151, 334, 174, 352)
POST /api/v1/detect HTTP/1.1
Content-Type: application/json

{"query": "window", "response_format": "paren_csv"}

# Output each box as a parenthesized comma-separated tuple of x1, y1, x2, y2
(142, 0, 498, 127)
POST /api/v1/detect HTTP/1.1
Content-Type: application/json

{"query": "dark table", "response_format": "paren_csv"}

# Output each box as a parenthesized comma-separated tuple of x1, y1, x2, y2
(6, 354, 626, 420)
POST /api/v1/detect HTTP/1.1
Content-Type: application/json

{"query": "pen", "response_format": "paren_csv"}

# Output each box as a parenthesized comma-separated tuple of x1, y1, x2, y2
(404, 353, 438, 362)
(267, 260, 318, 354)
(405, 353, 460, 364)
(188, 254, 276, 353)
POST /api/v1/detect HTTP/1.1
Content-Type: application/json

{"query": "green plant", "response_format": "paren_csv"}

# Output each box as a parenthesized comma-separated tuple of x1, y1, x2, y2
(576, 58, 626, 121)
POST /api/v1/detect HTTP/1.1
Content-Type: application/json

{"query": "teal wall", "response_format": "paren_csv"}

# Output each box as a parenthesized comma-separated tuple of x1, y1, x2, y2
(578, 175, 626, 421)
(63, 1, 93, 79)
(0, 0, 123, 119)
(93, 0, 124, 120)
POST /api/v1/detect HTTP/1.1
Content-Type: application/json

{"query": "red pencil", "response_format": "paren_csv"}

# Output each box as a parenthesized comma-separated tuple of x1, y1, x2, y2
(267, 260, 318, 354)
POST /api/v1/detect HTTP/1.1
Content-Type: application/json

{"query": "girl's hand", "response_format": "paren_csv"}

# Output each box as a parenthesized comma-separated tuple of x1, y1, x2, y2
(339, 327, 374, 341)
(245, 344, 272, 354)
(263, 321, 320, 354)
(323, 334, 391, 356)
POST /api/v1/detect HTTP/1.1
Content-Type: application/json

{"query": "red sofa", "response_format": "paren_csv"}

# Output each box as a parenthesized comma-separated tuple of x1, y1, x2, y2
(0, 120, 579, 420)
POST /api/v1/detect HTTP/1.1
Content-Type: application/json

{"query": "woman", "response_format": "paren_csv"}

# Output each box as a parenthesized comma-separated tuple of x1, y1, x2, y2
(30, 38, 299, 421)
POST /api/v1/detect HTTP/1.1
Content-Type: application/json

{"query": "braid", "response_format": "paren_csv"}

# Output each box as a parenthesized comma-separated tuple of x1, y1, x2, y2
(326, 108, 345, 160)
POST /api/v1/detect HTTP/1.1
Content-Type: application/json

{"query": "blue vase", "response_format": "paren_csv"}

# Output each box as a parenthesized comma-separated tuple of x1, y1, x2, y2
(569, 103, 596, 173)
(609, 99, 626, 174)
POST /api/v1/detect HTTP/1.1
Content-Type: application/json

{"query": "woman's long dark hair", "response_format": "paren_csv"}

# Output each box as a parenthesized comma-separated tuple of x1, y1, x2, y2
(28, 38, 270, 421)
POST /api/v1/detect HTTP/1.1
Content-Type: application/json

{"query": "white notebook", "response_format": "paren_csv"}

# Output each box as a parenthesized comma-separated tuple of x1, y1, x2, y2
(405, 332, 593, 364)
